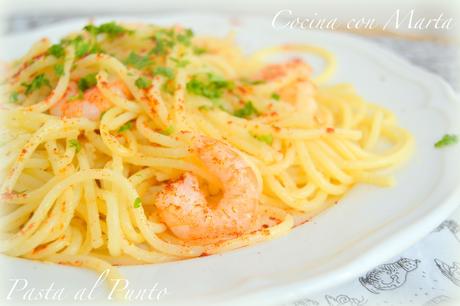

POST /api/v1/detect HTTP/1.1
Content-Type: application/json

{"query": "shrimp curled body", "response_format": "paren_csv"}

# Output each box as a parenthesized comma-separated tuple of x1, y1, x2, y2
(49, 81, 129, 120)
(155, 136, 260, 241)
(257, 58, 317, 113)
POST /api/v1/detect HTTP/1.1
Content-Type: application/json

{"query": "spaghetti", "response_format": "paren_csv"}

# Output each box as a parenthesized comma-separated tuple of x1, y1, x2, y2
(0, 21, 413, 292)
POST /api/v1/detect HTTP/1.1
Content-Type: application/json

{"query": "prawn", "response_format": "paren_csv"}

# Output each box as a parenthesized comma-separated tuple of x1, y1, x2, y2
(257, 58, 317, 112)
(257, 58, 312, 82)
(155, 136, 261, 241)
(49, 80, 129, 120)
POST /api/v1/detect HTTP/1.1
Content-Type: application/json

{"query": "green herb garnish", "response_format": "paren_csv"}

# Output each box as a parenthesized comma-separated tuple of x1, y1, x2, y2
(77, 73, 97, 92)
(253, 133, 273, 145)
(118, 121, 132, 133)
(193, 47, 207, 55)
(240, 79, 266, 86)
(186, 73, 233, 99)
(61, 36, 101, 58)
(198, 105, 212, 111)
(234, 101, 259, 118)
(135, 76, 152, 89)
(434, 134, 458, 148)
(153, 66, 174, 79)
(73, 37, 90, 57)
(48, 44, 65, 58)
(271, 92, 280, 100)
(22, 74, 51, 95)
(54, 63, 65, 76)
(150, 30, 175, 56)
(125, 52, 153, 70)
(60, 35, 101, 58)
(170, 57, 190, 68)
(161, 125, 175, 135)
(84, 21, 133, 38)
(150, 38, 167, 56)
(176, 28, 194, 46)
(133, 197, 142, 208)
(9, 92, 19, 103)
(69, 139, 81, 152)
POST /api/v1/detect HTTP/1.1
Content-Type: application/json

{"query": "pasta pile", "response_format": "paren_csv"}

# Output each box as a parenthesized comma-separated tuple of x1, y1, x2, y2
(0, 21, 413, 293)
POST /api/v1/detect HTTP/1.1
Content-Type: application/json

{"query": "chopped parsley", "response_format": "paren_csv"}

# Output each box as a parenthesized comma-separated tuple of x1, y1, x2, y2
(150, 38, 168, 56)
(240, 78, 266, 86)
(83, 24, 99, 36)
(73, 38, 90, 57)
(161, 125, 175, 135)
(198, 105, 212, 111)
(153, 66, 174, 79)
(69, 139, 81, 152)
(271, 92, 280, 100)
(170, 57, 190, 68)
(135, 76, 152, 89)
(133, 197, 142, 208)
(149, 27, 193, 56)
(84, 21, 133, 38)
(434, 134, 458, 148)
(47, 44, 65, 58)
(233, 101, 259, 118)
(118, 121, 132, 133)
(76, 45, 90, 58)
(150, 30, 175, 56)
(176, 28, 194, 46)
(193, 46, 207, 55)
(22, 74, 51, 95)
(77, 73, 97, 92)
(125, 52, 153, 70)
(9, 91, 19, 103)
(186, 73, 233, 99)
(54, 63, 65, 77)
(68, 36, 102, 58)
(253, 133, 273, 145)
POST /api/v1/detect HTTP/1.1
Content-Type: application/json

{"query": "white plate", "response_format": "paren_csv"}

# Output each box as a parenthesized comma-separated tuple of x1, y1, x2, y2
(2, 13, 460, 306)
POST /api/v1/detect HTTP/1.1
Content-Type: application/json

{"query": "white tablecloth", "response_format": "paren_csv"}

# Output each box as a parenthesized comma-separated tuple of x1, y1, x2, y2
(287, 209, 460, 306)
